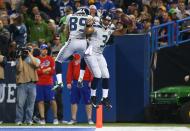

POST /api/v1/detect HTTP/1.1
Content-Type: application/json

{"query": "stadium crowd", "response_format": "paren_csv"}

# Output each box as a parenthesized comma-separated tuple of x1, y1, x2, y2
(0, 0, 190, 125)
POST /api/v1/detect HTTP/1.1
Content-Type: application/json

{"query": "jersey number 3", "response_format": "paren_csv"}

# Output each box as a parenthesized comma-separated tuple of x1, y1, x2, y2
(102, 35, 108, 43)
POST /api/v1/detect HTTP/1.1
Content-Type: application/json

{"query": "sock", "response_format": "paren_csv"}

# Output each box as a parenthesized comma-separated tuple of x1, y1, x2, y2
(102, 89, 109, 98)
(91, 89, 96, 97)
(56, 74, 62, 84)
(78, 70, 85, 82)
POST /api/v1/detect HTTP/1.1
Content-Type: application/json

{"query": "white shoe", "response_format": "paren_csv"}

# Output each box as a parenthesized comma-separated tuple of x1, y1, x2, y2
(88, 120, 94, 125)
(53, 119, 59, 125)
(67, 120, 77, 125)
(27, 121, 33, 126)
(61, 120, 68, 124)
(16, 121, 22, 125)
(39, 119, 46, 125)
(33, 116, 40, 123)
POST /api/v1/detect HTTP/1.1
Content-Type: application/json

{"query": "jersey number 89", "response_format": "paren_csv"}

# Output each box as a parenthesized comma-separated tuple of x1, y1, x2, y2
(70, 17, 87, 31)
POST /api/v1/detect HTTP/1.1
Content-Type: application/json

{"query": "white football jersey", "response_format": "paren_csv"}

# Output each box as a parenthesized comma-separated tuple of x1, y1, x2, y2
(66, 14, 91, 39)
(88, 22, 115, 54)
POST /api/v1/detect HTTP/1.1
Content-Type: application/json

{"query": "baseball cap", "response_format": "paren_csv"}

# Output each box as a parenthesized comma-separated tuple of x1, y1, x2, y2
(116, 8, 123, 13)
(169, 8, 177, 14)
(159, 6, 166, 11)
(40, 44, 48, 50)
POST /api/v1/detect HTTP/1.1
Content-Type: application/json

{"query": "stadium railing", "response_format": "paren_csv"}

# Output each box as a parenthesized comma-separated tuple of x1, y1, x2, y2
(176, 17, 190, 45)
(151, 16, 190, 52)
(151, 21, 175, 52)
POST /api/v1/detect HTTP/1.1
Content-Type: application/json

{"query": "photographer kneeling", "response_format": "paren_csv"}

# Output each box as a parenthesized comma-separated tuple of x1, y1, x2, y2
(15, 45, 40, 125)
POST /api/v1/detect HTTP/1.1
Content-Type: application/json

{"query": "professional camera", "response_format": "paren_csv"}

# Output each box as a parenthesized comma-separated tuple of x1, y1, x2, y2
(16, 46, 32, 59)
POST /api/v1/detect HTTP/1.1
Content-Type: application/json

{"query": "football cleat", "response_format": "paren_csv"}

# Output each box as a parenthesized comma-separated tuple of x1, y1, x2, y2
(90, 96, 98, 108)
(101, 97, 112, 110)
(52, 82, 63, 90)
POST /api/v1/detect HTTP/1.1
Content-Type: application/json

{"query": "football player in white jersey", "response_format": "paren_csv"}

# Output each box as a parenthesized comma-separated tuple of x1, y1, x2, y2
(53, 8, 93, 90)
(84, 11, 119, 109)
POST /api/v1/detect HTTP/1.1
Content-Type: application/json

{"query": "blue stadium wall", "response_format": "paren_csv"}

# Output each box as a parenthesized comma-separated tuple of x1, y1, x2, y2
(59, 34, 150, 122)
(0, 34, 150, 123)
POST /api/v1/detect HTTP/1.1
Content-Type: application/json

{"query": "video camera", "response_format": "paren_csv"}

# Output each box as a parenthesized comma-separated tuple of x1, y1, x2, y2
(16, 46, 32, 59)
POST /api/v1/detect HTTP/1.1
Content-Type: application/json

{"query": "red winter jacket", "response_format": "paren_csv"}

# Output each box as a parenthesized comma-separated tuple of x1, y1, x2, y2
(66, 54, 93, 84)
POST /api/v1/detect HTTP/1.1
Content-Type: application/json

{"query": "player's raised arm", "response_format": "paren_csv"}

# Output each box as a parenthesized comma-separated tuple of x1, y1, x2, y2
(112, 14, 130, 36)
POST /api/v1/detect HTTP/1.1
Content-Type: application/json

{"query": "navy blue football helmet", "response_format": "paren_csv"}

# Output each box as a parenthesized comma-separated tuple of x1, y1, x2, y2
(101, 11, 112, 21)
(101, 11, 112, 28)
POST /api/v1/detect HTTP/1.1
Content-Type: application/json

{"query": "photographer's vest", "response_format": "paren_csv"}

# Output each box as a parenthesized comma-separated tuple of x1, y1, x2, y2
(16, 59, 38, 84)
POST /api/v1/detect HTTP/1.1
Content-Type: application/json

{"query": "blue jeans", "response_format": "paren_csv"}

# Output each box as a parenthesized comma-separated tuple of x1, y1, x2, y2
(15, 83, 36, 123)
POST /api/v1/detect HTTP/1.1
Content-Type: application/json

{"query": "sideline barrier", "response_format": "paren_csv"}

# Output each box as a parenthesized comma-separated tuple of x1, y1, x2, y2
(0, 35, 150, 123)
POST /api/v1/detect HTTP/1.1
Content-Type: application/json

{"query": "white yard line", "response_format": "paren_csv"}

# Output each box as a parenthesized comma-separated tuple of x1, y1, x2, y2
(96, 127, 190, 131)
(0, 126, 94, 128)
(0, 126, 189, 131)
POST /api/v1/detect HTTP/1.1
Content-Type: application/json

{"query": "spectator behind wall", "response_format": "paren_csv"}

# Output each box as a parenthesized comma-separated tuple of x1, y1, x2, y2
(95, 0, 115, 14)
(0, 19, 10, 57)
(66, 54, 94, 125)
(59, 6, 73, 44)
(89, 5, 100, 22)
(59, 0, 74, 17)
(27, 13, 52, 44)
(15, 45, 40, 125)
(9, 14, 27, 47)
